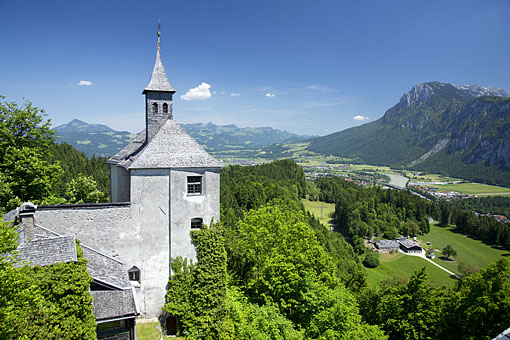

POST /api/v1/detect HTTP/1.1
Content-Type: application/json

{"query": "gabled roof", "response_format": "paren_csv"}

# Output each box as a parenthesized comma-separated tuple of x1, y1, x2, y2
(109, 120, 222, 169)
(17, 236, 77, 267)
(91, 290, 138, 321)
(142, 40, 175, 94)
(81, 244, 132, 289)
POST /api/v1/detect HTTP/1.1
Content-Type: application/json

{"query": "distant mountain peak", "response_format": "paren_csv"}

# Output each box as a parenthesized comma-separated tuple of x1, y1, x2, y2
(54, 119, 115, 133)
(399, 82, 447, 108)
(456, 84, 510, 98)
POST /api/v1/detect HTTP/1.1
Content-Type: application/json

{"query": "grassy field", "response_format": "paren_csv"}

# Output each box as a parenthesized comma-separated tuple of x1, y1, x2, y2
(432, 182, 510, 195)
(136, 322, 182, 340)
(365, 252, 456, 287)
(301, 199, 335, 227)
(419, 224, 510, 275)
(367, 224, 510, 287)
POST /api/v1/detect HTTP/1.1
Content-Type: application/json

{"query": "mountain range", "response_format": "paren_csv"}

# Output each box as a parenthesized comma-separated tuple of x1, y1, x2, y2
(308, 82, 510, 186)
(54, 120, 313, 158)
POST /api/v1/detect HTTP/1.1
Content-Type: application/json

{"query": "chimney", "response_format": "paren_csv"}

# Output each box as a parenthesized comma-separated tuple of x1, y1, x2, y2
(19, 202, 37, 242)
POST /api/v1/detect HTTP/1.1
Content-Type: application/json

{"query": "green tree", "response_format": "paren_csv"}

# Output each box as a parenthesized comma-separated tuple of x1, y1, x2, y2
(359, 268, 446, 340)
(440, 259, 510, 340)
(442, 244, 457, 259)
(65, 174, 107, 203)
(363, 251, 380, 268)
(0, 221, 96, 340)
(0, 96, 62, 212)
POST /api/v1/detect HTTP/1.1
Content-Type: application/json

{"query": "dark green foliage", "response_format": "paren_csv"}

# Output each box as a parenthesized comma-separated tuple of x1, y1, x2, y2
(445, 203, 510, 250)
(167, 160, 386, 338)
(0, 225, 96, 340)
(362, 251, 380, 268)
(446, 196, 510, 218)
(360, 261, 510, 340)
(316, 176, 436, 240)
(442, 244, 457, 259)
(226, 287, 304, 340)
(164, 226, 231, 339)
(48, 142, 110, 200)
(0, 96, 63, 212)
(359, 268, 446, 340)
(439, 259, 510, 340)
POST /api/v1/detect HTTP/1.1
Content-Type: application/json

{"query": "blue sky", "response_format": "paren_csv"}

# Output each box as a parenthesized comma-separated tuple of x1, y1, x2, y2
(1, 0, 509, 136)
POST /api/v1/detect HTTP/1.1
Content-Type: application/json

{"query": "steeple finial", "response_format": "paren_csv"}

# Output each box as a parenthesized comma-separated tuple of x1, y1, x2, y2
(143, 21, 175, 94)
(157, 20, 161, 43)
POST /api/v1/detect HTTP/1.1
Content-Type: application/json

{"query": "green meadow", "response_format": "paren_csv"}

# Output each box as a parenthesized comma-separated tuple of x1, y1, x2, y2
(365, 252, 456, 287)
(433, 182, 510, 195)
(367, 224, 509, 287)
(419, 224, 510, 275)
(301, 199, 335, 227)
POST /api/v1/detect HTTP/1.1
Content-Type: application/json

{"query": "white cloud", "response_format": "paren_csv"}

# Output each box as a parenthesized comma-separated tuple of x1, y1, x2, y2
(231, 93, 240, 97)
(353, 115, 369, 121)
(180, 82, 212, 101)
(77, 80, 93, 86)
(265, 93, 276, 97)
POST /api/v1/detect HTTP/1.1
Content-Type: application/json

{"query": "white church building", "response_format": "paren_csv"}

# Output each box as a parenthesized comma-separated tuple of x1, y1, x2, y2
(18, 29, 221, 320)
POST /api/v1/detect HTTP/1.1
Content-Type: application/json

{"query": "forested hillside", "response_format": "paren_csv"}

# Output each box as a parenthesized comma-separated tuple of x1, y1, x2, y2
(0, 97, 108, 214)
(164, 160, 386, 339)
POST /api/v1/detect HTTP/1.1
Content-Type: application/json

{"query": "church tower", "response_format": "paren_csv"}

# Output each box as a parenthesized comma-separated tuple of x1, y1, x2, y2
(142, 24, 176, 141)
(107, 26, 221, 318)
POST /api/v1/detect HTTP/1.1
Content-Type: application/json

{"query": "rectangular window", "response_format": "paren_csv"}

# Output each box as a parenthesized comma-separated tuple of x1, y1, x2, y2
(187, 176, 202, 195)
(191, 218, 203, 229)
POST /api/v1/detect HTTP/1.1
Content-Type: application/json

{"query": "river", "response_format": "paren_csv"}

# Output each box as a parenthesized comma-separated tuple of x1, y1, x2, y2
(385, 173, 409, 189)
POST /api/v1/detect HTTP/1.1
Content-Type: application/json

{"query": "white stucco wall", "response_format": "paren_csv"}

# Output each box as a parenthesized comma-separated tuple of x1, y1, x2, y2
(130, 169, 171, 318)
(169, 168, 220, 262)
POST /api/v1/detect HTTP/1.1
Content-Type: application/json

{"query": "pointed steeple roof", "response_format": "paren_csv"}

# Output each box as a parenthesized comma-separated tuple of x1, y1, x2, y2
(143, 25, 175, 94)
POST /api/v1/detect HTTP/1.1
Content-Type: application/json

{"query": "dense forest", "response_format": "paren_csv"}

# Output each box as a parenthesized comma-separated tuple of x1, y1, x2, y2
(315, 176, 437, 253)
(446, 196, 510, 218)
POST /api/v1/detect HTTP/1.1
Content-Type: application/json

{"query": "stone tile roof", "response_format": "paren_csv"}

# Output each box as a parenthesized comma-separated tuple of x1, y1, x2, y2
(91, 289, 138, 321)
(17, 236, 77, 267)
(81, 244, 132, 289)
(143, 41, 175, 93)
(398, 238, 422, 249)
(374, 240, 400, 249)
(110, 119, 222, 169)
(108, 129, 146, 167)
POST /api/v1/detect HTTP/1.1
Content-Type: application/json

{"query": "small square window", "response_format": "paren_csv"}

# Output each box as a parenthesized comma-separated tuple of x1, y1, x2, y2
(187, 176, 202, 195)
(191, 218, 203, 229)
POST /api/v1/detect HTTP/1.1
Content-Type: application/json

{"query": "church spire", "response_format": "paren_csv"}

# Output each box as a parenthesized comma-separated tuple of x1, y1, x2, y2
(143, 22, 175, 94)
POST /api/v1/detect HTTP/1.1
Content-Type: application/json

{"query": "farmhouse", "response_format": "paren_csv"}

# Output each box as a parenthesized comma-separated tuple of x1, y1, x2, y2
(6, 27, 221, 323)
(398, 238, 423, 253)
(374, 239, 400, 252)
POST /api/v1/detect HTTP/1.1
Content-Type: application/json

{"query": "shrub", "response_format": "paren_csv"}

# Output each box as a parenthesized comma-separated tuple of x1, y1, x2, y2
(363, 251, 380, 268)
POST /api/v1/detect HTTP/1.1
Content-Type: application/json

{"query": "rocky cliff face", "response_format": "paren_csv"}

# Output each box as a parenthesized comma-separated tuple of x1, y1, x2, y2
(448, 97, 510, 169)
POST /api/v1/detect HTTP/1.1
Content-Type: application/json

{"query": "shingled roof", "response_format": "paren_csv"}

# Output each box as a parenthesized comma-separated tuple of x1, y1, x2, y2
(17, 236, 77, 267)
(109, 119, 222, 169)
(81, 244, 132, 289)
(142, 39, 175, 94)
(91, 290, 138, 321)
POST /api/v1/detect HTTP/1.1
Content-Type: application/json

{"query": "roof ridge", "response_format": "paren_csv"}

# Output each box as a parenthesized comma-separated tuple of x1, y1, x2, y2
(80, 243, 125, 265)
